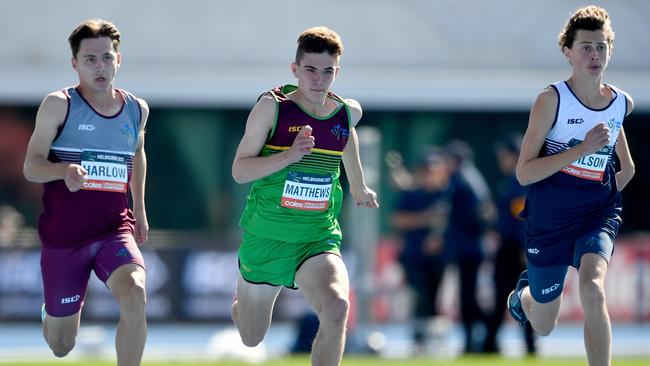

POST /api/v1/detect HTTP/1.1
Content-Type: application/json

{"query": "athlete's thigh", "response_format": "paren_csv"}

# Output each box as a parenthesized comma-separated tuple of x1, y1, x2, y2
(295, 253, 349, 311)
(235, 273, 281, 328)
(93, 231, 146, 285)
(573, 230, 614, 270)
(527, 262, 568, 304)
(41, 245, 93, 317)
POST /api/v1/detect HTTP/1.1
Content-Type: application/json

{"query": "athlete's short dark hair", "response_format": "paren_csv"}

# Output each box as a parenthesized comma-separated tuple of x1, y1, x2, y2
(68, 19, 121, 58)
(295, 26, 343, 64)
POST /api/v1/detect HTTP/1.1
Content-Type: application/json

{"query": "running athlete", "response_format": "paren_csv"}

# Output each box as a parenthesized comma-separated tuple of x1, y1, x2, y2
(507, 6, 634, 366)
(231, 26, 378, 366)
(23, 19, 149, 366)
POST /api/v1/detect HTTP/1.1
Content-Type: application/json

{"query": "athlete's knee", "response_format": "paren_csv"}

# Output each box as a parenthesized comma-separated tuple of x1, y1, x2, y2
(46, 334, 76, 357)
(528, 299, 560, 336)
(532, 322, 555, 337)
(238, 327, 266, 347)
(115, 274, 147, 314)
(318, 295, 350, 327)
(530, 317, 557, 337)
(579, 278, 605, 306)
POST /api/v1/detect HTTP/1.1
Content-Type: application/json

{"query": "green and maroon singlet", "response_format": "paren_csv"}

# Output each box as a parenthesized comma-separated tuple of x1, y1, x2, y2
(239, 85, 352, 243)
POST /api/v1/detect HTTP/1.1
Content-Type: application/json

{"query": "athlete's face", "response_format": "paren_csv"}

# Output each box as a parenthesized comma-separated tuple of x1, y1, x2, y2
(291, 52, 340, 103)
(563, 29, 611, 78)
(72, 37, 120, 93)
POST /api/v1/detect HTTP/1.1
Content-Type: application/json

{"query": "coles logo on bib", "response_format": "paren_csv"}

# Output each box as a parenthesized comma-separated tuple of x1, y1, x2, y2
(281, 172, 333, 211)
(81, 150, 129, 193)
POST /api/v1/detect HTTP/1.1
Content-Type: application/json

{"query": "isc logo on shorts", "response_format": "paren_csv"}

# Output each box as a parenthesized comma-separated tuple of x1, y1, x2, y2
(528, 248, 539, 254)
(541, 283, 560, 295)
(60, 295, 81, 304)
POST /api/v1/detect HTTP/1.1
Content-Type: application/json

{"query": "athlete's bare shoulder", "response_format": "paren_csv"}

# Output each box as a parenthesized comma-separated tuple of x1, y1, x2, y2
(617, 88, 635, 116)
(247, 93, 277, 130)
(37, 90, 69, 128)
(42, 90, 68, 108)
(538, 85, 559, 106)
(136, 97, 150, 131)
(345, 98, 362, 127)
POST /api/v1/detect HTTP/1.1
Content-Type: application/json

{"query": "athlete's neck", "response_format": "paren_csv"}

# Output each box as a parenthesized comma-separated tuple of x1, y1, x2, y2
(289, 89, 338, 117)
(566, 76, 611, 108)
(77, 85, 123, 114)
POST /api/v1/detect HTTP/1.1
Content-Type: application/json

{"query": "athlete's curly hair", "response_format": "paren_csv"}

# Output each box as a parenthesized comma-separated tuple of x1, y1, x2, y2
(558, 5, 614, 50)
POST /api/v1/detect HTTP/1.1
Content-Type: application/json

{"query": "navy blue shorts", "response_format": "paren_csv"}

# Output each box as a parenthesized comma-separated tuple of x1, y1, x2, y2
(527, 229, 614, 303)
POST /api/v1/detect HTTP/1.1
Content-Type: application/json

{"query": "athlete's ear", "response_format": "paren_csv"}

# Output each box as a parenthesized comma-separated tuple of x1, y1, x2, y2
(290, 62, 298, 78)
(116, 52, 121, 68)
(562, 46, 573, 66)
(71, 56, 77, 70)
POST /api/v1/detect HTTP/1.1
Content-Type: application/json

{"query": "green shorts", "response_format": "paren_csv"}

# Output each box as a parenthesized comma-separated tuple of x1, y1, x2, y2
(238, 230, 342, 288)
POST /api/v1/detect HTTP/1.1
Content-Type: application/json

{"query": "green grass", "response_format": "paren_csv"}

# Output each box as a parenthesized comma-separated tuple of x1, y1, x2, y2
(2, 356, 650, 366)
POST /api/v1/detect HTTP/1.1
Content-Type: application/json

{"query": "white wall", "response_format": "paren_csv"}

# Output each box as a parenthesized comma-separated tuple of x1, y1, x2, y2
(2, 0, 649, 110)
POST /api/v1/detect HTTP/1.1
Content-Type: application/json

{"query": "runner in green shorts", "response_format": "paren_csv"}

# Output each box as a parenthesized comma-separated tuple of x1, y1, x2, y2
(231, 27, 378, 366)
(238, 231, 341, 288)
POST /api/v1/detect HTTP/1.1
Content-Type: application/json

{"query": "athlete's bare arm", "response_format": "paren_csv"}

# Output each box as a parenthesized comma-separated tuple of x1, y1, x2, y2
(614, 127, 634, 191)
(516, 87, 609, 186)
(232, 95, 315, 184)
(614, 95, 636, 191)
(130, 99, 150, 244)
(23, 91, 88, 192)
(342, 99, 378, 208)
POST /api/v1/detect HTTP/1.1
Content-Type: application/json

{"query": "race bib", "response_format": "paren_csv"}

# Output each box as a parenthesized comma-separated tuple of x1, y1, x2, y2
(561, 139, 612, 181)
(281, 172, 333, 211)
(81, 150, 129, 192)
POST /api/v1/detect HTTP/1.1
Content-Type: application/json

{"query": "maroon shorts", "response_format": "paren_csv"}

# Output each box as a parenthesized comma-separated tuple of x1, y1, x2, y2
(40, 231, 145, 317)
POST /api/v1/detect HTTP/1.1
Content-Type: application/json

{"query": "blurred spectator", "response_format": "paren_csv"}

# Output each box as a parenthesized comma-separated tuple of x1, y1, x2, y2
(390, 147, 451, 353)
(483, 134, 536, 354)
(443, 140, 494, 354)
(0, 204, 25, 248)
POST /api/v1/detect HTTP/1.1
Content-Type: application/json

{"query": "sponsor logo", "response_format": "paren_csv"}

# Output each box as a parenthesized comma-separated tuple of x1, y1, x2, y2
(61, 294, 81, 304)
(115, 248, 129, 257)
(330, 124, 349, 140)
(78, 123, 96, 131)
(541, 283, 561, 295)
(527, 248, 539, 254)
(288, 125, 306, 133)
(567, 118, 584, 125)
(83, 181, 104, 189)
(608, 118, 622, 131)
(120, 123, 137, 141)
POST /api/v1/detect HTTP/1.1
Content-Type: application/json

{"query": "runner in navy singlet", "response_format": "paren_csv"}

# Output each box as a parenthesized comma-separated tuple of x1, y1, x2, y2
(507, 6, 635, 366)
